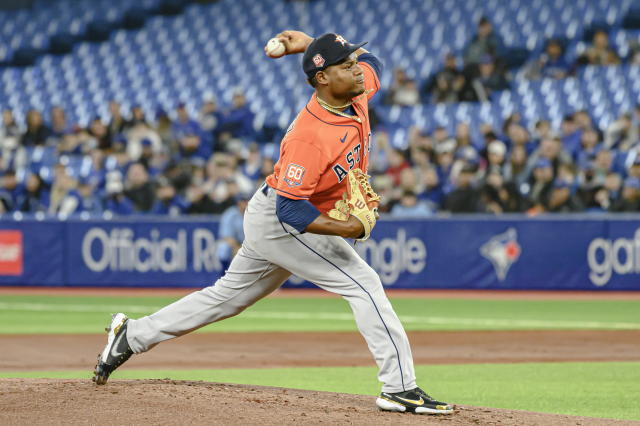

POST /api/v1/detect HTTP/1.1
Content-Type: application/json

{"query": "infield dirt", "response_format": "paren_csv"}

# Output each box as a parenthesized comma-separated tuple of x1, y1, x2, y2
(1, 379, 638, 426)
(1, 330, 640, 425)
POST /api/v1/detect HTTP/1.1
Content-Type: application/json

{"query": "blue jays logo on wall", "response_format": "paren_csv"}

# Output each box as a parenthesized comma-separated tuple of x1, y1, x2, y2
(480, 228, 521, 281)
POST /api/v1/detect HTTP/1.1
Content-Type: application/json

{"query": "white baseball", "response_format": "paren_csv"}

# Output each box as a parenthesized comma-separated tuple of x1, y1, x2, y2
(265, 38, 286, 58)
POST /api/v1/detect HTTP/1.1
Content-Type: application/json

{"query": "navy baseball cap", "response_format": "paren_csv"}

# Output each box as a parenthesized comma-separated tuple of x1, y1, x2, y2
(302, 33, 367, 79)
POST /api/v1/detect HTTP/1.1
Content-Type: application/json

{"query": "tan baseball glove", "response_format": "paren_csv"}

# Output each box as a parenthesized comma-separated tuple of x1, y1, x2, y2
(328, 168, 380, 241)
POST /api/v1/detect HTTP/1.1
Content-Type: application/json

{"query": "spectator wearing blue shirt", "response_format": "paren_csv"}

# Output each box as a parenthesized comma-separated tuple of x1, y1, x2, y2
(50, 106, 71, 140)
(418, 166, 445, 209)
(172, 103, 203, 142)
(0, 169, 24, 210)
(199, 94, 223, 149)
(576, 128, 601, 169)
(524, 39, 571, 80)
(175, 132, 210, 166)
(241, 143, 263, 182)
(59, 178, 102, 216)
(560, 115, 582, 158)
(220, 90, 255, 141)
(104, 177, 135, 216)
(216, 192, 250, 269)
(151, 178, 190, 216)
(391, 191, 434, 217)
(505, 122, 537, 156)
(611, 177, 640, 212)
(18, 173, 49, 213)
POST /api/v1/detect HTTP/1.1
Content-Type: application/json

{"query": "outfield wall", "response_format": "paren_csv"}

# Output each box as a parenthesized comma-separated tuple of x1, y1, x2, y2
(0, 215, 639, 290)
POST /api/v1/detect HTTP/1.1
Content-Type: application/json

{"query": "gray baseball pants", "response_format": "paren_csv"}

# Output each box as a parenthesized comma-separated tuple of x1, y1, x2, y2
(126, 184, 417, 393)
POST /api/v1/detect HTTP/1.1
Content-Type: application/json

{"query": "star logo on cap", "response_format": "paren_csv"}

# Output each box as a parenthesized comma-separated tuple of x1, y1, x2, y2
(335, 35, 347, 46)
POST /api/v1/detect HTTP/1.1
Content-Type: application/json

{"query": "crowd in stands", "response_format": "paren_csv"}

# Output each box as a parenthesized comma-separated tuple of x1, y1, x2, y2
(389, 17, 640, 106)
(1, 16, 640, 219)
(368, 108, 640, 216)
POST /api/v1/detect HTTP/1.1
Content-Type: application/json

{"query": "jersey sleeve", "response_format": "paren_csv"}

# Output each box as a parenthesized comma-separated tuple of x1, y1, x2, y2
(274, 140, 328, 200)
(358, 53, 383, 101)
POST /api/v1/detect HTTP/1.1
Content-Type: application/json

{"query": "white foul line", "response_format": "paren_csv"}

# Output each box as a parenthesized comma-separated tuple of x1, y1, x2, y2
(0, 302, 638, 330)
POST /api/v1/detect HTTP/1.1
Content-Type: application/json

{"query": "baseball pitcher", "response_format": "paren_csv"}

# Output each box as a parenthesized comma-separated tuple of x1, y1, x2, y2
(93, 30, 454, 415)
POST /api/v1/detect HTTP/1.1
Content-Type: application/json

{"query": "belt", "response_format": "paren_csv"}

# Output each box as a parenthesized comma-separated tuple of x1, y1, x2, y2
(261, 182, 270, 196)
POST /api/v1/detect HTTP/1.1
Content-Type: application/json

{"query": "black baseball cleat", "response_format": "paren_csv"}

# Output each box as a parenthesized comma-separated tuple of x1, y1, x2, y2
(92, 313, 133, 385)
(376, 387, 454, 414)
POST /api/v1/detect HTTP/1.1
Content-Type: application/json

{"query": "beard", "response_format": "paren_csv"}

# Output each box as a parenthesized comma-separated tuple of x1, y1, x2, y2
(347, 84, 366, 100)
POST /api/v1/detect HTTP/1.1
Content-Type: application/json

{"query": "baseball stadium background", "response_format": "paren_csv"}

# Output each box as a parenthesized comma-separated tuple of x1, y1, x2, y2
(1, 0, 639, 424)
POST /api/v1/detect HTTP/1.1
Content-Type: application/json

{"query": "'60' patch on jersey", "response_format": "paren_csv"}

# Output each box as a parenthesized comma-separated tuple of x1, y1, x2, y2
(283, 163, 306, 187)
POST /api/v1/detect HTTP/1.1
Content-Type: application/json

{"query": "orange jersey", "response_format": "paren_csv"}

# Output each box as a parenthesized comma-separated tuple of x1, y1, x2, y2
(265, 60, 381, 213)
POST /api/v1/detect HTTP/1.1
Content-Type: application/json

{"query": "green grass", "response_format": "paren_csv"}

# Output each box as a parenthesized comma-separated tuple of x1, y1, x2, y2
(2, 362, 638, 421)
(0, 295, 639, 334)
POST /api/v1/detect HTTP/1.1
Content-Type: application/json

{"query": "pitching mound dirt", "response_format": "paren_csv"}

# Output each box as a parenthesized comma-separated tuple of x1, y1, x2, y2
(0, 379, 635, 426)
